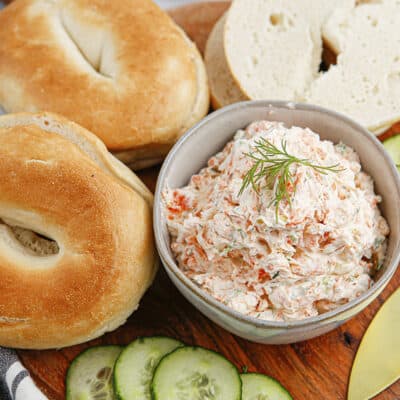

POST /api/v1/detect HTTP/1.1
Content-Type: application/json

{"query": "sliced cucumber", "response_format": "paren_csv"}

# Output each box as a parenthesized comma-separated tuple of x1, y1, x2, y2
(383, 134, 400, 171)
(151, 346, 241, 400)
(241, 373, 292, 400)
(66, 345, 122, 400)
(113, 336, 183, 400)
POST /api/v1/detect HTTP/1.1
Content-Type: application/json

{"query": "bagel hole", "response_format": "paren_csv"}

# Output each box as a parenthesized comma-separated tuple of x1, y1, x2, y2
(59, 13, 112, 79)
(319, 42, 337, 73)
(0, 219, 59, 256)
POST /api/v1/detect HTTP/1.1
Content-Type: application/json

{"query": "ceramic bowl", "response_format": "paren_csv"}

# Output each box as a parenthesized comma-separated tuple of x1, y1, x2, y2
(154, 100, 400, 344)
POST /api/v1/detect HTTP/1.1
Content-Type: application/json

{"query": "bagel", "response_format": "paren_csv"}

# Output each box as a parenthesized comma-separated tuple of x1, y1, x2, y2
(224, 0, 353, 100)
(310, 0, 400, 133)
(223, 0, 400, 133)
(0, 0, 209, 169)
(205, 13, 248, 109)
(0, 112, 157, 349)
(206, 1, 351, 109)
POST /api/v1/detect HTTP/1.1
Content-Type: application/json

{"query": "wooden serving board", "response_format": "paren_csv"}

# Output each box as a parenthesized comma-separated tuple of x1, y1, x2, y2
(10, 2, 400, 399)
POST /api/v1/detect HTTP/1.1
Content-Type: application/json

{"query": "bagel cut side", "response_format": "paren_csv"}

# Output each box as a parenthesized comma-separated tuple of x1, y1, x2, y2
(310, 0, 400, 134)
(223, 0, 400, 134)
(224, 0, 353, 101)
(0, 112, 158, 349)
(0, 0, 209, 169)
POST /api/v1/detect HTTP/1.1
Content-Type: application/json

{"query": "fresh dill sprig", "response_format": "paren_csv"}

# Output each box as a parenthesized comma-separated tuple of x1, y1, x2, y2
(239, 138, 343, 221)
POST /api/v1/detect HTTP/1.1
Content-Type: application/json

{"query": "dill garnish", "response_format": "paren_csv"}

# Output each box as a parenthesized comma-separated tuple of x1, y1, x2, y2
(239, 138, 343, 221)
(272, 271, 280, 279)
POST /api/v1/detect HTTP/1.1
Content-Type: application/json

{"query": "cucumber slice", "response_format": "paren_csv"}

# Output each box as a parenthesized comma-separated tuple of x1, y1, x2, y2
(383, 135, 400, 171)
(151, 346, 241, 400)
(113, 336, 183, 400)
(66, 345, 122, 400)
(241, 373, 292, 400)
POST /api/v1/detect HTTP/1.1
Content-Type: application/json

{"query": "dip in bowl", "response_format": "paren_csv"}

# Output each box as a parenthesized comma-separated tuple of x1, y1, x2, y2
(154, 101, 400, 344)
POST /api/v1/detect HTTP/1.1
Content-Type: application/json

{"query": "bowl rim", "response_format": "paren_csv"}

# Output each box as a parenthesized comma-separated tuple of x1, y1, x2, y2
(154, 100, 400, 329)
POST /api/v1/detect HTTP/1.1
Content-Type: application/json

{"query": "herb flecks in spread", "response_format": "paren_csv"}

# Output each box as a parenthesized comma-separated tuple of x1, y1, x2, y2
(239, 137, 343, 221)
(163, 121, 389, 321)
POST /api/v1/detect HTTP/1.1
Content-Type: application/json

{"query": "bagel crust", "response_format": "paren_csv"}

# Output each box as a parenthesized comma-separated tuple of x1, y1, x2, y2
(0, 112, 157, 349)
(205, 13, 248, 109)
(0, 0, 209, 168)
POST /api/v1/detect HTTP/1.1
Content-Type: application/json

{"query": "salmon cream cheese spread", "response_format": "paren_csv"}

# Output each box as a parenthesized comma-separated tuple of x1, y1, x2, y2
(163, 121, 389, 321)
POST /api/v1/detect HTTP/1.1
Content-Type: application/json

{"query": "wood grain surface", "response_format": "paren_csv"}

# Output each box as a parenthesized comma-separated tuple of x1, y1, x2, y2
(6, 1, 399, 399)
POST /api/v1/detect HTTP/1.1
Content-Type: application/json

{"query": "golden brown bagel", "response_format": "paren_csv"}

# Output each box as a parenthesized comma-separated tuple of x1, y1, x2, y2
(0, 0, 209, 169)
(0, 112, 157, 349)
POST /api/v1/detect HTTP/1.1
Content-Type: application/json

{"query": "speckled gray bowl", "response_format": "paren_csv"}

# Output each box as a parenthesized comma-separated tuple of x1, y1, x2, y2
(154, 100, 400, 344)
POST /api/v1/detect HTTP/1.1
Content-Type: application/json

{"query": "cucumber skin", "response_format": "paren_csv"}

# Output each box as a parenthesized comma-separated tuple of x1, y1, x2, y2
(150, 346, 242, 400)
(240, 372, 293, 400)
(65, 345, 123, 400)
(383, 134, 400, 170)
(113, 336, 184, 400)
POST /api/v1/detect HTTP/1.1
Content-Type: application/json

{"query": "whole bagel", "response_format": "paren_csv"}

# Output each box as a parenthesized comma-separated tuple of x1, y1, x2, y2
(0, 0, 209, 169)
(0, 112, 157, 349)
